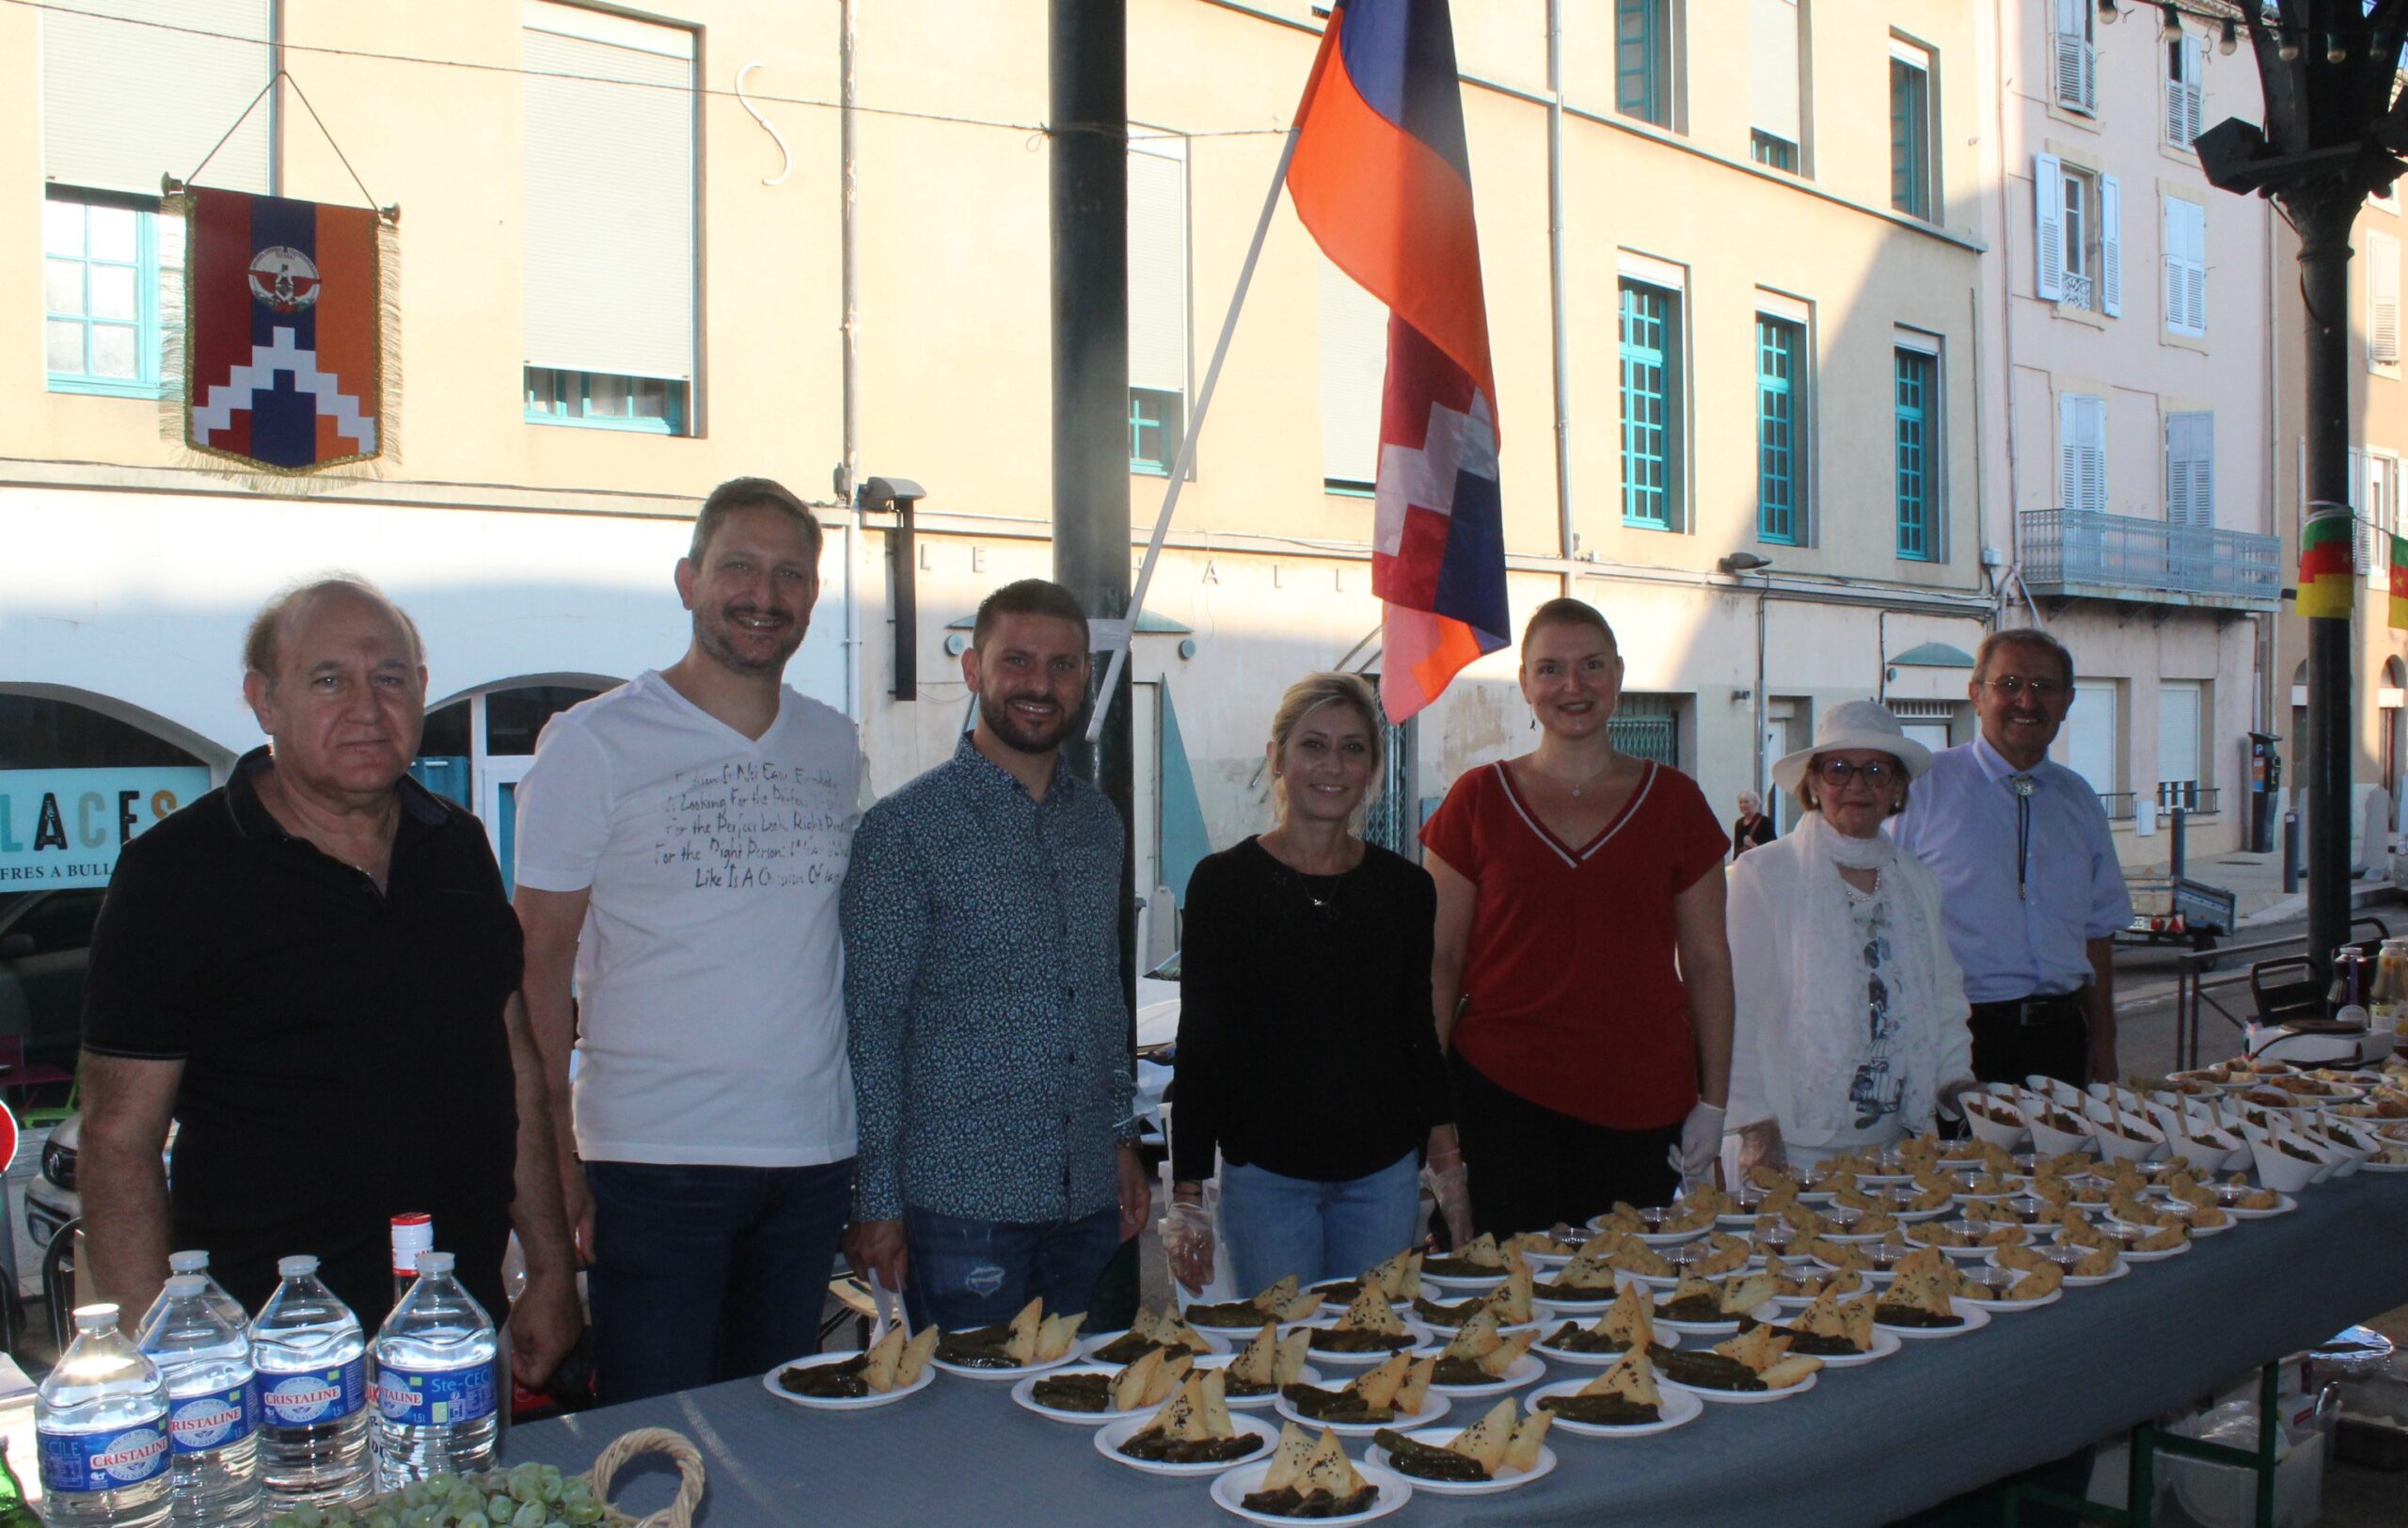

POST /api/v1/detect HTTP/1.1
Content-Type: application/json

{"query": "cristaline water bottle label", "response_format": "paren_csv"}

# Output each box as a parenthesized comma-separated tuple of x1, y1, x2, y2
(374, 1362, 496, 1428)
(167, 1380, 257, 1453)
(38, 1421, 170, 1492)
(260, 1359, 366, 1425)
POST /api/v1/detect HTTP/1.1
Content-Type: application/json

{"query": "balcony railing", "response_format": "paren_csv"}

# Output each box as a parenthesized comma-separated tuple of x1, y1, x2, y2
(2061, 271, 2094, 311)
(2018, 509, 2283, 611)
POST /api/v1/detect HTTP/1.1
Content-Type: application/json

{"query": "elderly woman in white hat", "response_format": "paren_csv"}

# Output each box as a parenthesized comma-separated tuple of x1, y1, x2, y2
(1725, 701, 1975, 1169)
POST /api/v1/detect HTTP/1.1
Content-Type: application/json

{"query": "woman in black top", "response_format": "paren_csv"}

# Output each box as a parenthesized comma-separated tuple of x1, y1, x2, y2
(1162, 673, 1463, 1294)
(1732, 789, 1776, 860)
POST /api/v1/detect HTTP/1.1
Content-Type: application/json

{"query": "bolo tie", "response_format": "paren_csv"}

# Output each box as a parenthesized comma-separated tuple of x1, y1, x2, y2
(2010, 774, 2036, 896)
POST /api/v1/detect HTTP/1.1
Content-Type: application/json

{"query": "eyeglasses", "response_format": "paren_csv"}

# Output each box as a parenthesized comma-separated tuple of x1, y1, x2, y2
(1980, 676, 2067, 700)
(1813, 757, 1897, 785)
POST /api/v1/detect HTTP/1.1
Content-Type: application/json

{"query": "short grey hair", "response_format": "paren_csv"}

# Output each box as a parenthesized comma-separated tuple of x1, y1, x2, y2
(243, 575, 425, 687)
(1974, 628, 2076, 688)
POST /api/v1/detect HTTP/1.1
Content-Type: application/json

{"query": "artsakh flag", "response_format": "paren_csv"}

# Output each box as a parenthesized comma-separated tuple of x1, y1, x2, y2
(2295, 512, 2354, 620)
(184, 188, 382, 471)
(2392, 533, 2408, 629)
(1286, 0, 1509, 723)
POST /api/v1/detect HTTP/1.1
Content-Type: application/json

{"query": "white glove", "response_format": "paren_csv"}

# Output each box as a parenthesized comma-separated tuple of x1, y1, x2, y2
(1159, 1200, 1216, 1297)
(1669, 1102, 1727, 1189)
(1423, 1160, 1473, 1248)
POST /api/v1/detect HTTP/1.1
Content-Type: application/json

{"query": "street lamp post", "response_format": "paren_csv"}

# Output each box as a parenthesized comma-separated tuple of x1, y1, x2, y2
(2189, 0, 2408, 993)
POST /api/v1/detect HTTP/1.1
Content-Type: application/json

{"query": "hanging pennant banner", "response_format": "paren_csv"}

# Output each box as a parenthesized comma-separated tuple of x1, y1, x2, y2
(182, 188, 384, 472)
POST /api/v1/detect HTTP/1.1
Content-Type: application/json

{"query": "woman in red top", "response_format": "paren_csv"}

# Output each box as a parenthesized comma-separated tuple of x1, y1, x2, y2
(1423, 598, 1735, 1234)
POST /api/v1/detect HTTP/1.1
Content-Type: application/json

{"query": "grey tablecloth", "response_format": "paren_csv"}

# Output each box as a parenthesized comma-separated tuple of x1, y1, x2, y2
(508, 1171, 2408, 1527)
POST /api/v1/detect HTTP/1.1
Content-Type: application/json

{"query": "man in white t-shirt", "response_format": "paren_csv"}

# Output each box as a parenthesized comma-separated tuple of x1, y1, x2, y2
(514, 477, 862, 1404)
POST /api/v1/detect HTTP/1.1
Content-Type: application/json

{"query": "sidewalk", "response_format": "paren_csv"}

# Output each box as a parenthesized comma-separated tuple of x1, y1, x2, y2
(2116, 846, 2401, 924)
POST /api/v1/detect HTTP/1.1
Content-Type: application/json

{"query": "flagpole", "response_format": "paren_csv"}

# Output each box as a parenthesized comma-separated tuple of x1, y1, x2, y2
(1086, 123, 1304, 744)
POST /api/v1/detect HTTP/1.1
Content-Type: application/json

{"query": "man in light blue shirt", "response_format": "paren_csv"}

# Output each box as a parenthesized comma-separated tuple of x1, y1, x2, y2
(1893, 629, 2132, 1085)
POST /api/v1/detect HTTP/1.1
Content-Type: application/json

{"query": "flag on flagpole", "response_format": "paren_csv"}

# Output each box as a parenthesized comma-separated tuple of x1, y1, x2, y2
(182, 188, 384, 472)
(2295, 511, 2354, 620)
(1285, 0, 1509, 724)
(2391, 533, 2408, 629)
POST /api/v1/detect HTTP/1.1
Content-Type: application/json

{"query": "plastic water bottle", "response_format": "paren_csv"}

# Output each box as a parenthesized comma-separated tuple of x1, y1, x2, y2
(249, 1256, 372, 1510)
(136, 1275, 261, 1528)
(165, 1252, 251, 1333)
(372, 1250, 499, 1488)
(36, 1303, 171, 1528)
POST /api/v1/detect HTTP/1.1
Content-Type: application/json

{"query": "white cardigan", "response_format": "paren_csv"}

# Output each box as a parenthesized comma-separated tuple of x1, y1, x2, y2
(1725, 829, 1974, 1152)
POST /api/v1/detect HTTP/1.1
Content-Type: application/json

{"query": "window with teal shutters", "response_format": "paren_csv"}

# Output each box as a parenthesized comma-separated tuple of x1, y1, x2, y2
(1894, 348, 1936, 561)
(1621, 281, 1678, 530)
(1617, 0, 1670, 127)
(1756, 316, 1801, 545)
(1890, 57, 1930, 220)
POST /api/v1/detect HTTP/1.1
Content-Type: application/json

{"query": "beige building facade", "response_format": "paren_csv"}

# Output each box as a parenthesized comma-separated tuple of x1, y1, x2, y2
(1969, 0, 2282, 870)
(9, 0, 1992, 958)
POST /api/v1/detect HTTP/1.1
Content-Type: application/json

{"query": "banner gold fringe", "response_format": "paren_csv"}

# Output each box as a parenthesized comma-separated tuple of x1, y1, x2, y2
(158, 193, 403, 494)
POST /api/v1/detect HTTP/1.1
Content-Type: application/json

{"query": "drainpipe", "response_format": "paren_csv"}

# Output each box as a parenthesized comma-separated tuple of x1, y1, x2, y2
(838, 0, 863, 722)
(1545, 0, 1574, 584)
(1990, 0, 2021, 608)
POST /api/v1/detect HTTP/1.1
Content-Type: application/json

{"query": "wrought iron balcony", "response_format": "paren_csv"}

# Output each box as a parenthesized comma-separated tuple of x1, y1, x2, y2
(2018, 509, 2282, 613)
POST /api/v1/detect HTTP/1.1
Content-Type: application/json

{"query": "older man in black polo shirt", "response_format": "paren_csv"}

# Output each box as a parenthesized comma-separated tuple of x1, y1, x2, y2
(77, 577, 578, 1385)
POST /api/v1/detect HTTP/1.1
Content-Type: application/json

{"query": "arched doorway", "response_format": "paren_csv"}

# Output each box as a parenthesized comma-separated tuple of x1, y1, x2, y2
(413, 677, 619, 892)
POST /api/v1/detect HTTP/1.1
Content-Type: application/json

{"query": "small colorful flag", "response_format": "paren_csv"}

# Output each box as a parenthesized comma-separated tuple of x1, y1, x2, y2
(2295, 511, 2354, 620)
(2391, 533, 2408, 629)
(182, 188, 384, 472)
(1285, 0, 1510, 723)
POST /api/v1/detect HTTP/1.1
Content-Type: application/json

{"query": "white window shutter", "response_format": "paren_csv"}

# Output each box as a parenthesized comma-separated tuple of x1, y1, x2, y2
(2062, 393, 2107, 516)
(2371, 231, 2402, 368)
(2182, 39, 2204, 145)
(2163, 199, 2207, 338)
(2035, 154, 2065, 302)
(1750, 0, 1801, 149)
(2078, 396, 2107, 515)
(42, 0, 274, 195)
(2059, 392, 2079, 512)
(2165, 411, 2213, 528)
(1127, 141, 1190, 394)
(2099, 174, 2123, 317)
(1318, 262, 1389, 485)
(2164, 46, 2185, 145)
(522, 6, 697, 381)
(2349, 447, 2370, 573)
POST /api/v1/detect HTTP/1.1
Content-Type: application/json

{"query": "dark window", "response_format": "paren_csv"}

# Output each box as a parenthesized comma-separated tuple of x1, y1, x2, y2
(0, 694, 206, 771)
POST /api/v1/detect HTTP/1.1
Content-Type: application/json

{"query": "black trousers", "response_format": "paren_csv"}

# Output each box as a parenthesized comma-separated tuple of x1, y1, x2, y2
(1448, 1049, 1683, 1237)
(1968, 992, 2091, 1088)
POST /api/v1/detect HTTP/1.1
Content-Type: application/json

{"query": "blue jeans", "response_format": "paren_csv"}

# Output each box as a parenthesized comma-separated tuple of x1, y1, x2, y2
(584, 1157, 856, 1405)
(901, 1202, 1123, 1332)
(1218, 1150, 1423, 1292)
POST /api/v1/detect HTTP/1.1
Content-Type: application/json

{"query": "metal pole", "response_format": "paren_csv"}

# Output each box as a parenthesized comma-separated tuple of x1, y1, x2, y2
(838, 0, 862, 721)
(2298, 196, 2355, 989)
(1049, 0, 1133, 1014)
(2171, 804, 2187, 881)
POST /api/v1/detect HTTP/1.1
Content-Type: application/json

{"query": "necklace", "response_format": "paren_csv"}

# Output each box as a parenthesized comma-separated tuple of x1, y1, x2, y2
(1536, 755, 1615, 797)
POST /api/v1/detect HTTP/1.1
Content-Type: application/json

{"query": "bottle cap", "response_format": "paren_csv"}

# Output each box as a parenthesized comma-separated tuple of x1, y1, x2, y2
(277, 1254, 320, 1279)
(72, 1303, 119, 1332)
(164, 1275, 206, 1298)
(389, 1213, 435, 1273)
(167, 1249, 211, 1274)
(414, 1250, 454, 1275)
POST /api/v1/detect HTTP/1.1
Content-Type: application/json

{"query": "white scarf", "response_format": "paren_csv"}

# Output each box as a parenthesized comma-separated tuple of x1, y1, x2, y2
(1783, 812, 1947, 1136)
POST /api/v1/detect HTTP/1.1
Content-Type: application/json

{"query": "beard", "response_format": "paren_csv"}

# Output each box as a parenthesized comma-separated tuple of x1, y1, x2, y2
(979, 689, 1083, 756)
(695, 604, 805, 676)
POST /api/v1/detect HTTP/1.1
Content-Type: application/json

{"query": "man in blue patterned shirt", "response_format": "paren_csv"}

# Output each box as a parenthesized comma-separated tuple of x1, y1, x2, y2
(842, 579, 1149, 1330)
